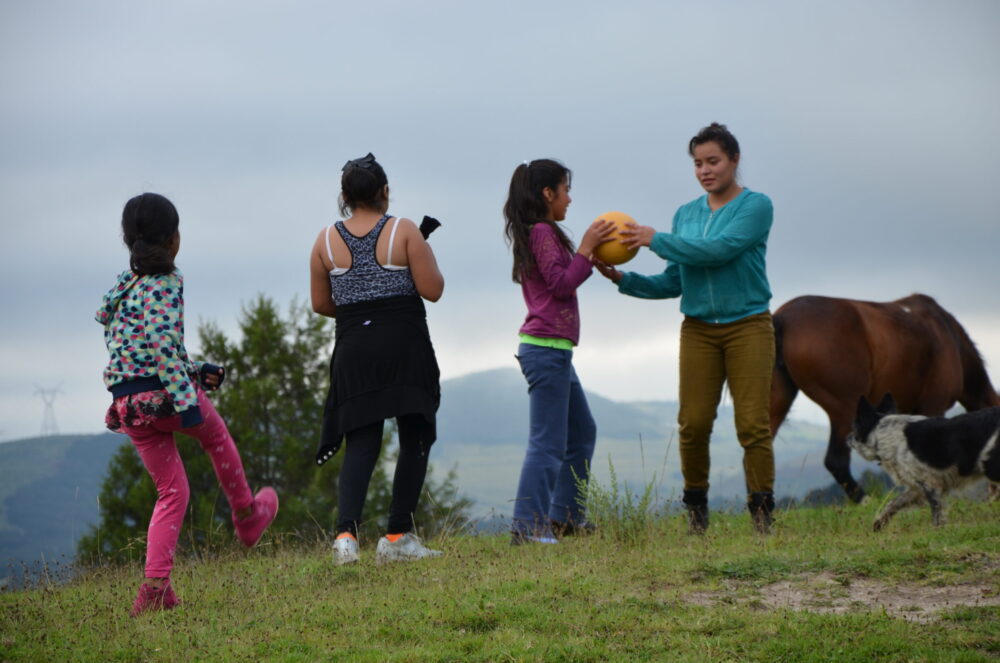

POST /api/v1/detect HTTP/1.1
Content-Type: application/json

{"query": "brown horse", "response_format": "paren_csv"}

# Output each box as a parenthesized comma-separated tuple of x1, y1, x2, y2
(769, 294, 1000, 502)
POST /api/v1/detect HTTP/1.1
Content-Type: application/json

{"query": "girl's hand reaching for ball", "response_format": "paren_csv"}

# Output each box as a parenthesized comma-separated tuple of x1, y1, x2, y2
(577, 219, 617, 257)
(620, 222, 655, 249)
(593, 259, 623, 283)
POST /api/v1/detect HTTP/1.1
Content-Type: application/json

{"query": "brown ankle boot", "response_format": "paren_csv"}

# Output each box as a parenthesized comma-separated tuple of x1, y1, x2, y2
(683, 490, 709, 535)
(748, 492, 775, 534)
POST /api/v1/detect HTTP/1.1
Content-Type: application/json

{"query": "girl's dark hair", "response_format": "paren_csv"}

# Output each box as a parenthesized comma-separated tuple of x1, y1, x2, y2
(688, 122, 740, 160)
(121, 193, 179, 275)
(339, 152, 389, 216)
(502, 159, 575, 284)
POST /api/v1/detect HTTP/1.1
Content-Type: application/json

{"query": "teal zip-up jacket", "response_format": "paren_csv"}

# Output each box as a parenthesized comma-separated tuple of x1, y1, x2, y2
(617, 189, 772, 324)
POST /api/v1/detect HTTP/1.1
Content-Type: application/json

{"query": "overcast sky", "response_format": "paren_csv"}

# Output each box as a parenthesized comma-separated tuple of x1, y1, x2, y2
(1, 0, 998, 442)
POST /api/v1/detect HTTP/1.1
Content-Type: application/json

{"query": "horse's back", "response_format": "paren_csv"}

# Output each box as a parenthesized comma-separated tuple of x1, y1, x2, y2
(859, 295, 966, 412)
(774, 296, 874, 418)
(775, 294, 966, 415)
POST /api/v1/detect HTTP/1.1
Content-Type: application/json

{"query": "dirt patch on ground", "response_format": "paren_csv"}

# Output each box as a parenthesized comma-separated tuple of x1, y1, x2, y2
(688, 572, 1000, 622)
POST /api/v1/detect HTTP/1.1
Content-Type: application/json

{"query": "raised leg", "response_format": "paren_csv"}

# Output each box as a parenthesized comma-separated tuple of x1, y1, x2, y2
(873, 487, 923, 531)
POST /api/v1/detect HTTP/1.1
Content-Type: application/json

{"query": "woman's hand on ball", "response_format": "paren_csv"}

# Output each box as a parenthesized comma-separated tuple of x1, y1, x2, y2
(620, 222, 655, 249)
(593, 260, 623, 283)
(578, 219, 617, 256)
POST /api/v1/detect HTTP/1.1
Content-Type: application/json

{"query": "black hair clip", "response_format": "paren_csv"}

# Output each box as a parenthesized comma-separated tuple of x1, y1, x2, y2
(342, 152, 377, 172)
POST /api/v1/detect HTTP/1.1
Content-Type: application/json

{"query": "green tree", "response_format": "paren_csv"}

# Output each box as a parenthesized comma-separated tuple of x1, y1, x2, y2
(79, 443, 158, 564)
(79, 296, 470, 562)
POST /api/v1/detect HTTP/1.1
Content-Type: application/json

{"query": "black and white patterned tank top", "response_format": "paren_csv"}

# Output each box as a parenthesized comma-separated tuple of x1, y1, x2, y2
(326, 214, 419, 306)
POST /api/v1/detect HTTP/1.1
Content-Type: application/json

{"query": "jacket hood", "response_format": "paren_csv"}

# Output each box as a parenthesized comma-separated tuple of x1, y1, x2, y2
(96, 269, 139, 325)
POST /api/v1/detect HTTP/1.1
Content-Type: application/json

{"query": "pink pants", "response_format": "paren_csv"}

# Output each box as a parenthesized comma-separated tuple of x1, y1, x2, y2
(120, 390, 253, 578)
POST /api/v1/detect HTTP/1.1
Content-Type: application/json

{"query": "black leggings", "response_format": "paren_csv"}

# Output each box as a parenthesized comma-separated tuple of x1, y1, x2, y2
(336, 414, 430, 537)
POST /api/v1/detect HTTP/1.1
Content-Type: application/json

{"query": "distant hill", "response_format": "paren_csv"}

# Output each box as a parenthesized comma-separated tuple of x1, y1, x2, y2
(0, 432, 125, 584)
(436, 367, 675, 446)
(431, 368, 859, 515)
(0, 368, 854, 575)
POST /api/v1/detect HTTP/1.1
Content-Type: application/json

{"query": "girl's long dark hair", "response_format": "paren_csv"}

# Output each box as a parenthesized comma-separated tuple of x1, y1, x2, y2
(121, 193, 179, 275)
(502, 159, 575, 283)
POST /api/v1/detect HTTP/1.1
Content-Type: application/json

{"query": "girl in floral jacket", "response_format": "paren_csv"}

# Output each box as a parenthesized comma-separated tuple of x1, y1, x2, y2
(98, 192, 278, 616)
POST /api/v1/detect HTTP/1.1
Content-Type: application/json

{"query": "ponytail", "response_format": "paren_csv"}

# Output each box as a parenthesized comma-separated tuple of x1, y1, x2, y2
(502, 159, 575, 283)
(121, 193, 179, 275)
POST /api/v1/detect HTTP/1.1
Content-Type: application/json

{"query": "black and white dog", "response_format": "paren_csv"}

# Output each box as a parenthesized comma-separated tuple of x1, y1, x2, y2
(847, 393, 1000, 530)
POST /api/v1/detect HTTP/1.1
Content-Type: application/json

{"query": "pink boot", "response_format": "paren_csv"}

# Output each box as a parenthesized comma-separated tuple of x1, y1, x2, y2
(130, 580, 180, 617)
(233, 487, 279, 547)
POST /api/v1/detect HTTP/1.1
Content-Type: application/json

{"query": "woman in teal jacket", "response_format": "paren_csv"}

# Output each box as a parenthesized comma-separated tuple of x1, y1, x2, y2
(597, 123, 776, 534)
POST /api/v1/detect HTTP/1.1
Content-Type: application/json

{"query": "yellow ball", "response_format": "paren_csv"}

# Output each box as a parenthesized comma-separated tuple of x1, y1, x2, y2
(592, 211, 639, 265)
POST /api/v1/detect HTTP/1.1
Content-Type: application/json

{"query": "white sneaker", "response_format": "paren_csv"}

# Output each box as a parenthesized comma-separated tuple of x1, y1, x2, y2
(333, 535, 359, 566)
(510, 531, 559, 546)
(375, 533, 443, 564)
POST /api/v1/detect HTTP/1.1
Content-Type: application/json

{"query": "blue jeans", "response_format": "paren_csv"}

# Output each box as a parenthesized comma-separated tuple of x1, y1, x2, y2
(513, 344, 597, 536)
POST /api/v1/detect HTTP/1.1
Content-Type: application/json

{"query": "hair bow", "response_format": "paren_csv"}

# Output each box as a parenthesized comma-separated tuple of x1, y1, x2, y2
(343, 152, 377, 172)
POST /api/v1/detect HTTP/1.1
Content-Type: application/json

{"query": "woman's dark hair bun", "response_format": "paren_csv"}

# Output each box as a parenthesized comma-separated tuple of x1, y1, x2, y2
(339, 153, 389, 216)
(688, 122, 740, 160)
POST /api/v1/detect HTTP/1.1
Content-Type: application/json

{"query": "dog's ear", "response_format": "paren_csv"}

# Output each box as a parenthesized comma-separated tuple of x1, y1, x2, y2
(856, 395, 874, 418)
(852, 395, 882, 443)
(876, 393, 897, 414)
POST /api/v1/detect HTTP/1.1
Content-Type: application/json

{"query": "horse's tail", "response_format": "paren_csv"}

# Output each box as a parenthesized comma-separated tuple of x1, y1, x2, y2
(770, 312, 800, 435)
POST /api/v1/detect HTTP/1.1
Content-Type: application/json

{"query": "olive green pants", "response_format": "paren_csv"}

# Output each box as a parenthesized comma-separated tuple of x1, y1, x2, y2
(677, 312, 775, 494)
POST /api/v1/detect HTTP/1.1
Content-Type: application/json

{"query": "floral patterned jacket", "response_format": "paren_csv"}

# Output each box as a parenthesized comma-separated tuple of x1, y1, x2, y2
(96, 269, 205, 427)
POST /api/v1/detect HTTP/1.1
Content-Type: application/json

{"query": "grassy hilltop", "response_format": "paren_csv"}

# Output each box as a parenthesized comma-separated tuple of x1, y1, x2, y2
(2, 498, 997, 662)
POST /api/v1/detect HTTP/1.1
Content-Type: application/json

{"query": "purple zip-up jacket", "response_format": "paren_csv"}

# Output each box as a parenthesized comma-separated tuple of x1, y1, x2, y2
(518, 222, 593, 346)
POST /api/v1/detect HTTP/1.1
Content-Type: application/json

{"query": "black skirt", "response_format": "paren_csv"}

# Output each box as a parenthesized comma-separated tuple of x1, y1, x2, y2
(316, 295, 440, 465)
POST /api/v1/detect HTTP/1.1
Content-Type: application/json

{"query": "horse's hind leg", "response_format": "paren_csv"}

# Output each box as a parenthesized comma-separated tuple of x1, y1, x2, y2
(825, 421, 865, 503)
(769, 364, 798, 437)
(873, 487, 922, 531)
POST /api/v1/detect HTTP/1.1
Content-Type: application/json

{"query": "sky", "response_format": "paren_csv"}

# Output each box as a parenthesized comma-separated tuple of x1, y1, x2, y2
(1, 0, 998, 442)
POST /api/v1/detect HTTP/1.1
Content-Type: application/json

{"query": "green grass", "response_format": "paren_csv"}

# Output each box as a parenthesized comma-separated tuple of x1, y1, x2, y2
(2, 499, 998, 662)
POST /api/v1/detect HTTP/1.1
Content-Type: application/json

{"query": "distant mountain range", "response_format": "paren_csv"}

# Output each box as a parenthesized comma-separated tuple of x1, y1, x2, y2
(431, 367, 859, 517)
(0, 367, 857, 578)
(0, 432, 123, 585)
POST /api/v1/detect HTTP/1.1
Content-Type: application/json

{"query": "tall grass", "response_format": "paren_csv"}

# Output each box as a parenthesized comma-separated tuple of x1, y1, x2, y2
(579, 455, 660, 544)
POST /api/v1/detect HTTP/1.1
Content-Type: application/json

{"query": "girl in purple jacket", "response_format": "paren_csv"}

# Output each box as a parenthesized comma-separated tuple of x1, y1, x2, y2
(503, 159, 613, 543)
